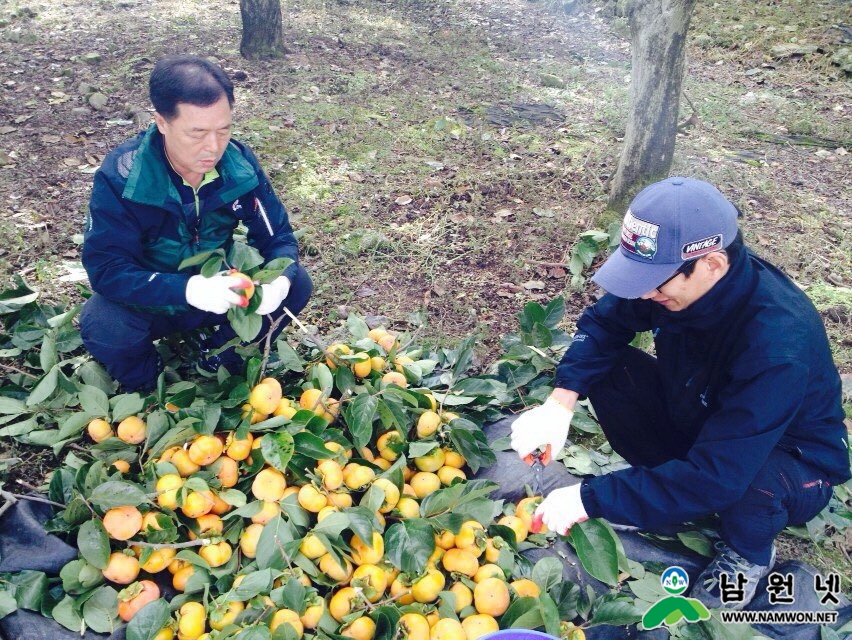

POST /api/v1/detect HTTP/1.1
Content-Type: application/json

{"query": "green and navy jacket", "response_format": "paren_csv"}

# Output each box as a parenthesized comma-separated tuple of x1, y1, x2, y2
(82, 124, 299, 314)
(555, 248, 850, 529)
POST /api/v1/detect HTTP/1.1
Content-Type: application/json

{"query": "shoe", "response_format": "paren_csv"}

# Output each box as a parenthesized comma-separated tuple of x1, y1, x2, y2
(690, 541, 776, 610)
(196, 349, 243, 377)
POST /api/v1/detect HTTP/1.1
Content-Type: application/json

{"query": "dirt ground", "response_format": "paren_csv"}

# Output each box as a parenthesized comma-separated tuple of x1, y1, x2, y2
(1, 0, 849, 350)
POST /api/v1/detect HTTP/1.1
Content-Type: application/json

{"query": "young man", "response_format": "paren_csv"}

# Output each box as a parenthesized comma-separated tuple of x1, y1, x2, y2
(80, 55, 312, 392)
(511, 177, 850, 609)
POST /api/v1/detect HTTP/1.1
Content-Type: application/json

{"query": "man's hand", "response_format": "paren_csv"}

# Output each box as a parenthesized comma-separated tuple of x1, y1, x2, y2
(186, 272, 253, 314)
(535, 483, 588, 535)
(510, 398, 574, 460)
(255, 276, 291, 315)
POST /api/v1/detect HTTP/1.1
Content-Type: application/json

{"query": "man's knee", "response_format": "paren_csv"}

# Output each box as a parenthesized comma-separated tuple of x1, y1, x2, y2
(81, 295, 153, 352)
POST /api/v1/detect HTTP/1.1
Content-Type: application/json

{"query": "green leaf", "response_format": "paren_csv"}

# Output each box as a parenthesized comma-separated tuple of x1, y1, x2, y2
(569, 519, 620, 586)
(261, 431, 295, 471)
(383, 519, 435, 574)
(677, 531, 715, 557)
(334, 365, 357, 396)
(274, 341, 304, 372)
(543, 297, 566, 329)
(26, 366, 59, 406)
(256, 517, 299, 571)
(0, 589, 17, 619)
(450, 336, 477, 378)
(81, 585, 119, 634)
(89, 481, 148, 509)
(293, 430, 334, 460)
(8, 571, 47, 610)
(39, 330, 58, 372)
(111, 394, 145, 421)
(227, 306, 262, 341)
(228, 569, 273, 601)
(589, 599, 644, 626)
(310, 363, 335, 394)
(178, 249, 223, 270)
(0, 397, 27, 414)
(126, 598, 171, 640)
(51, 594, 82, 632)
(531, 556, 564, 593)
(78, 384, 110, 418)
(77, 519, 110, 569)
(343, 393, 378, 450)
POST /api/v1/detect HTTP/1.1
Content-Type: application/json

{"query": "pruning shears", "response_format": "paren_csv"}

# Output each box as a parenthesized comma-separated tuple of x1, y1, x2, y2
(523, 444, 551, 533)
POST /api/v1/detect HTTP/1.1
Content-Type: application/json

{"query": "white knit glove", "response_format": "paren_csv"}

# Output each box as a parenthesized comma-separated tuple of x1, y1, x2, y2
(509, 398, 574, 461)
(254, 276, 291, 315)
(535, 483, 588, 535)
(185, 272, 252, 314)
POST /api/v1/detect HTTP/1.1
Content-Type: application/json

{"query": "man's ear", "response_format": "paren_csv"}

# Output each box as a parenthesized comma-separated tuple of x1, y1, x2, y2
(153, 112, 167, 134)
(704, 251, 730, 278)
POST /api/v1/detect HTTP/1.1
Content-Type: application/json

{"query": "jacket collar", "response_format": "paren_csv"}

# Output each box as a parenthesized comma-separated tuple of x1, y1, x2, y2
(121, 125, 259, 208)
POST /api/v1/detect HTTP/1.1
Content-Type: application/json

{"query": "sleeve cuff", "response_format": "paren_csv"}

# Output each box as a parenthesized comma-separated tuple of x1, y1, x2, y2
(579, 478, 603, 519)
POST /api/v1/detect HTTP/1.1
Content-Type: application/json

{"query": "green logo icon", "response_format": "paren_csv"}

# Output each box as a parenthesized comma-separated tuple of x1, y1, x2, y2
(642, 566, 711, 630)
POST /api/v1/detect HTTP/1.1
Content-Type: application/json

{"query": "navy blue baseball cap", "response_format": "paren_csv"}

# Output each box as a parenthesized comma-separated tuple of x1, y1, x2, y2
(592, 177, 739, 299)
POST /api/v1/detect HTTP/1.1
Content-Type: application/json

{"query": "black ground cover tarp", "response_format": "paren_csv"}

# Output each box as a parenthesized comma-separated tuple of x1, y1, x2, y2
(1, 415, 849, 639)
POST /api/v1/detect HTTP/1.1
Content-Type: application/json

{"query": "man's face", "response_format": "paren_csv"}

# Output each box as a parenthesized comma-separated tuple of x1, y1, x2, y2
(154, 95, 232, 187)
(639, 253, 728, 312)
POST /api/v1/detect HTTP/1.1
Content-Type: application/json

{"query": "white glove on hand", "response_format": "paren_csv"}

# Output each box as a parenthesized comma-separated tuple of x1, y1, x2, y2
(510, 398, 574, 460)
(185, 272, 252, 314)
(254, 276, 291, 315)
(536, 483, 588, 535)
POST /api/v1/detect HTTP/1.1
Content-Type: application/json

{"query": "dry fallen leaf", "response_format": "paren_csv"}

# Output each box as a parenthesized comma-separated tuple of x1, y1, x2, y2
(522, 280, 546, 290)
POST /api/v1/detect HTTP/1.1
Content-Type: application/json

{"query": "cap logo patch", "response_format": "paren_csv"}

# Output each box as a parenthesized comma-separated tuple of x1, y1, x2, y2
(621, 209, 659, 260)
(681, 234, 723, 259)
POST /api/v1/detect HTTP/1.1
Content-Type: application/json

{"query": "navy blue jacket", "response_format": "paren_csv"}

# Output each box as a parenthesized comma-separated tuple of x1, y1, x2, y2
(82, 125, 299, 314)
(555, 248, 850, 528)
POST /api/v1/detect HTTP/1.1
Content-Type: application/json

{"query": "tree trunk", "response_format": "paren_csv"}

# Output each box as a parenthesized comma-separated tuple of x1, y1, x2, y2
(607, 0, 697, 211)
(239, 0, 286, 60)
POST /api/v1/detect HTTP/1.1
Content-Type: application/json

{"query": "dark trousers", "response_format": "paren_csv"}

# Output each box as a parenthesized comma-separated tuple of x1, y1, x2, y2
(80, 265, 312, 392)
(587, 347, 833, 565)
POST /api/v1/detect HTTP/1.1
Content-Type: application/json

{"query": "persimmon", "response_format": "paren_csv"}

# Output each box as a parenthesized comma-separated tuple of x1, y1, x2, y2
(209, 600, 244, 631)
(239, 523, 264, 558)
(187, 434, 224, 466)
(429, 617, 465, 640)
(199, 540, 232, 567)
(117, 580, 160, 622)
(461, 613, 499, 639)
(177, 600, 206, 639)
(473, 577, 510, 616)
(416, 410, 441, 438)
(102, 506, 143, 540)
(102, 551, 140, 584)
(341, 615, 376, 640)
(87, 418, 113, 442)
(116, 415, 146, 444)
(350, 531, 384, 565)
(251, 467, 287, 501)
(269, 608, 304, 637)
(249, 378, 282, 414)
(399, 612, 431, 640)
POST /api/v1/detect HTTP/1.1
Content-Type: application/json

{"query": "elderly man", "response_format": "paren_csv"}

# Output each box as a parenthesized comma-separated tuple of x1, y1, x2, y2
(80, 55, 311, 392)
(511, 177, 849, 609)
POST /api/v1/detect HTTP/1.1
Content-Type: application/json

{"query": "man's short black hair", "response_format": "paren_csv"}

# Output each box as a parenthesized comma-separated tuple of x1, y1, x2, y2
(681, 230, 744, 277)
(149, 55, 234, 120)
